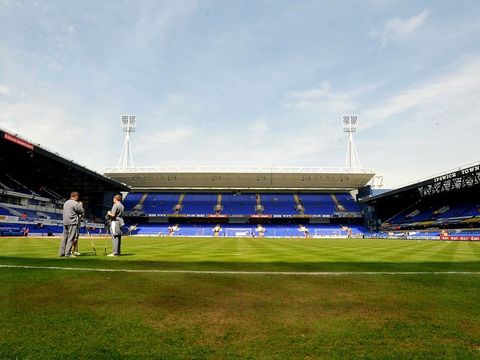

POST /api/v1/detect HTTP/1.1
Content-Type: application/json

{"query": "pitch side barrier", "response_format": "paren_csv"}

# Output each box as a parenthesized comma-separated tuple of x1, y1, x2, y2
(372, 234, 480, 241)
(441, 235, 480, 241)
(131, 234, 364, 239)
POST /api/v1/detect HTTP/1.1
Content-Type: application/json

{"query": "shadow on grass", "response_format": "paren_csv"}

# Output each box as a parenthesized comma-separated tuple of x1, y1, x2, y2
(76, 252, 97, 257)
(1, 256, 480, 272)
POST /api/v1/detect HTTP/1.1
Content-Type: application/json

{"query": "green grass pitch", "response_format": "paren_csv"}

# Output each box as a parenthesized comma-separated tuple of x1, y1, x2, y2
(1, 236, 480, 359)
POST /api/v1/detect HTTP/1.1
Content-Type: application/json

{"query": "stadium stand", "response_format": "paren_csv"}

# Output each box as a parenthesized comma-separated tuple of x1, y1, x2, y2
(385, 199, 480, 226)
(335, 193, 362, 212)
(4, 123, 478, 242)
(299, 194, 336, 215)
(361, 163, 480, 239)
(0, 128, 128, 236)
(123, 192, 144, 211)
(121, 190, 367, 237)
(106, 161, 375, 238)
(260, 194, 298, 215)
(131, 222, 367, 237)
(0, 206, 12, 216)
(124, 192, 363, 217)
(141, 193, 181, 215)
(0, 128, 374, 238)
(221, 193, 257, 215)
(181, 193, 217, 215)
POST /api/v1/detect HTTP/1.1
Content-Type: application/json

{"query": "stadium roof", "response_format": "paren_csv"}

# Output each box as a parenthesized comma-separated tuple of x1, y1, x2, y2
(0, 128, 129, 197)
(103, 167, 376, 191)
(360, 162, 480, 203)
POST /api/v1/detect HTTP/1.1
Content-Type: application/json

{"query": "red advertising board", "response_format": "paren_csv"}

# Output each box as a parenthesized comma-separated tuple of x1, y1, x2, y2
(442, 236, 480, 241)
(4, 133, 34, 150)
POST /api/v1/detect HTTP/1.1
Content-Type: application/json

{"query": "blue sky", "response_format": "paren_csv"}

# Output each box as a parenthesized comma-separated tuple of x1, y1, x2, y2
(1, 0, 479, 187)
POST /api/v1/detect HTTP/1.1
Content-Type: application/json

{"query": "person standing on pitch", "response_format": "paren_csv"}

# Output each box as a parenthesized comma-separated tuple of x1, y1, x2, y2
(71, 213, 82, 256)
(59, 192, 84, 257)
(107, 194, 124, 257)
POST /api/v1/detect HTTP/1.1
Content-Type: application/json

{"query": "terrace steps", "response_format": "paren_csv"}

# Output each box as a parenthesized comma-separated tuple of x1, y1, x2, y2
(293, 194, 305, 215)
(133, 193, 149, 211)
(175, 193, 186, 213)
(255, 194, 264, 213)
(330, 194, 346, 212)
(216, 194, 223, 213)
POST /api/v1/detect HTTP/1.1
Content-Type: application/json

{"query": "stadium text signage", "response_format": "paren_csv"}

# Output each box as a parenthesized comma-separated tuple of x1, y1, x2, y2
(433, 165, 480, 183)
(4, 133, 34, 150)
(433, 173, 456, 183)
(250, 214, 272, 219)
(460, 165, 480, 175)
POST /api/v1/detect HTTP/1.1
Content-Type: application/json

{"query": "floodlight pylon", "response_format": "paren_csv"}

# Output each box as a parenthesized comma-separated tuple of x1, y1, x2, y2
(118, 115, 136, 171)
(342, 115, 362, 171)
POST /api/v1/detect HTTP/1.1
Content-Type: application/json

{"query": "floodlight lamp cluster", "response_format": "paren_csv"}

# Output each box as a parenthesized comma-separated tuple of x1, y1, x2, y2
(121, 115, 136, 133)
(342, 115, 357, 133)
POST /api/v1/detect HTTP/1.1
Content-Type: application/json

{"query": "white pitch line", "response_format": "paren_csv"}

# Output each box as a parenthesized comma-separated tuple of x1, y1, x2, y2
(0, 264, 480, 276)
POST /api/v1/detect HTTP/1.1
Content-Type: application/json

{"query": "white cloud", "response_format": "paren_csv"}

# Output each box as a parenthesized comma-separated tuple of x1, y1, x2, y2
(276, 56, 480, 186)
(0, 84, 11, 95)
(247, 117, 269, 146)
(128, 1, 198, 55)
(286, 81, 357, 114)
(363, 57, 480, 126)
(0, 102, 81, 138)
(135, 126, 195, 156)
(371, 9, 430, 47)
(0, 101, 85, 157)
(122, 55, 480, 180)
(360, 57, 480, 186)
(149, 126, 193, 145)
(0, 100, 122, 172)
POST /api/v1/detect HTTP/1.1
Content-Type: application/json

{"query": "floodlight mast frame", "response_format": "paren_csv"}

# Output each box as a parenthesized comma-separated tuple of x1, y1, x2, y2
(118, 115, 136, 171)
(343, 115, 362, 171)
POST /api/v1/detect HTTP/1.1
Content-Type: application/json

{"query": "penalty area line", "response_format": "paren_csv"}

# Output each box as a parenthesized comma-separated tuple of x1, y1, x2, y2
(0, 264, 480, 276)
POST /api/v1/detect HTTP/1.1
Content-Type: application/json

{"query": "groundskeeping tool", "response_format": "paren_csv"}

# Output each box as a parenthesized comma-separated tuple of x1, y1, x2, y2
(72, 217, 97, 255)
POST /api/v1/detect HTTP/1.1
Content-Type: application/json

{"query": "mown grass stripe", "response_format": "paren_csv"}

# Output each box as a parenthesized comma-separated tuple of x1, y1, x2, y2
(1, 264, 480, 275)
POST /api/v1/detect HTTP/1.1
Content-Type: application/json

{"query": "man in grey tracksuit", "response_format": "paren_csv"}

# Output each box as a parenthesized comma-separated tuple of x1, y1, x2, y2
(107, 194, 124, 257)
(59, 192, 84, 257)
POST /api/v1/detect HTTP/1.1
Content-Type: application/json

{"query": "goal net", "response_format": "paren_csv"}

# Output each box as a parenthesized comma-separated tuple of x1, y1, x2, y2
(225, 228, 252, 237)
(314, 228, 344, 238)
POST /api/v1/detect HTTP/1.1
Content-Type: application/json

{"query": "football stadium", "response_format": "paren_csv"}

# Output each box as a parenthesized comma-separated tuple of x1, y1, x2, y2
(2, 2, 480, 359)
(1, 122, 480, 359)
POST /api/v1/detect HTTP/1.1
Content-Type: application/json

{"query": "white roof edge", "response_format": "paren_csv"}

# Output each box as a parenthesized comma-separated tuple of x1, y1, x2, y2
(103, 166, 376, 174)
(127, 187, 364, 191)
